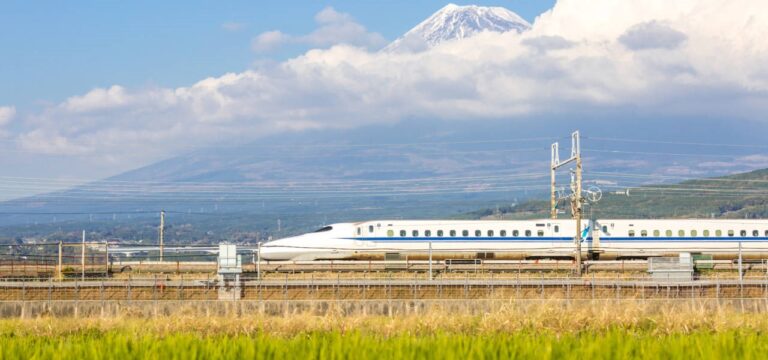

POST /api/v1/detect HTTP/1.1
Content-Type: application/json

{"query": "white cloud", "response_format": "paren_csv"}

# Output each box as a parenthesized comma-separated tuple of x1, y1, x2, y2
(13, 0, 768, 175)
(61, 85, 131, 113)
(18, 129, 92, 155)
(252, 7, 386, 53)
(252, 30, 290, 52)
(0, 106, 15, 127)
(314, 6, 351, 24)
(619, 21, 687, 50)
(221, 22, 246, 32)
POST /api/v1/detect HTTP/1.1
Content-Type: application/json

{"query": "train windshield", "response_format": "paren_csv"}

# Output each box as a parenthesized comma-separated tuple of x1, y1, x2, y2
(313, 226, 333, 233)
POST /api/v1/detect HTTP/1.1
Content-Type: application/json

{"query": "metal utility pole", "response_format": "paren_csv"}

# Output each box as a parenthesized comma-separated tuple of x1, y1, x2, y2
(574, 153, 583, 276)
(159, 210, 165, 262)
(428, 241, 433, 281)
(58, 240, 63, 281)
(256, 242, 261, 280)
(551, 131, 583, 275)
(81, 230, 86, 281)
(105, 241, 109, 277)
(550, 143, 559, 219)
(738, 241, 743, 283)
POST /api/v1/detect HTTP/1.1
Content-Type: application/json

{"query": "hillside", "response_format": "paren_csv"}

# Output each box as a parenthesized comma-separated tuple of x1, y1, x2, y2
(471, 168, 768, 220)
(4, 167, 768, 246)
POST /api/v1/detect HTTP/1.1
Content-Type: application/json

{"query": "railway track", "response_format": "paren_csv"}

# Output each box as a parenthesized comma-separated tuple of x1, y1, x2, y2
(1, 259, 763, 277)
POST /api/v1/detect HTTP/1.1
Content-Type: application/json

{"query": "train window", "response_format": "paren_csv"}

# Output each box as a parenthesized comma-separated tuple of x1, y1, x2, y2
(691, 230, 697, 237)
(500, 230, 507, 237)
(765, 230, 768, 237)
(400, 230, 406, 237)
(703, 230, 710, 237)
(425, 230, 431, 237)
(602, 225, 608, 233)
(728, 230, 734, 237)
(488, 230, 494, 237)
(357, 227, 361, 235)
(462, 230, 469, 236)
(525, 230, 531, 237)
(716, 230, 722, 236)
(387, 230, 394, 237)
(450, 230, 456, 237)
(537, 230, 544, 237)
(412, 230, 419, 237)
(678, 230, 685, 237)
(437, 230, 444, 237)
(740, 230, 747, 237)
(641, 230, 648, 237)
(315, 226, 334, 233)
(653, 230, 660, 237)
(475, 230, 482, 237)
(628, 230, 635, 237)
(753, 230, 759, 237)
(369, 225, 374, 233)
(665, 230, 672, 237)
(513, 230, 520, 236)
(554, 225, 559, 233)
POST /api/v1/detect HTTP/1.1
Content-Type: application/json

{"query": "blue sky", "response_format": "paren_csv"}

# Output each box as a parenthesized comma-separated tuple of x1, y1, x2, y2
(0, 0, 555, 109)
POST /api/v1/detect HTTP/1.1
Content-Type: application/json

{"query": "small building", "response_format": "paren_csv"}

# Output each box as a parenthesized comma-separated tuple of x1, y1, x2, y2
(648, 253, 694, 281)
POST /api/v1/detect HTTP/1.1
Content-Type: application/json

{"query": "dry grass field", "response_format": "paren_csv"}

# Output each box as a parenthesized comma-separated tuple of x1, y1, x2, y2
(2, 301, 768, 359)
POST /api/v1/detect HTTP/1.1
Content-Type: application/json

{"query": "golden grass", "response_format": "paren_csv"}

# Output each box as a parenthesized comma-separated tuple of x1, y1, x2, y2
(2, 301, 768, 337)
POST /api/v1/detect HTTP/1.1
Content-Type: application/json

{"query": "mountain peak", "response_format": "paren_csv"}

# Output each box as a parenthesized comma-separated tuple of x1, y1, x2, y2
(384, 4, 531, 52)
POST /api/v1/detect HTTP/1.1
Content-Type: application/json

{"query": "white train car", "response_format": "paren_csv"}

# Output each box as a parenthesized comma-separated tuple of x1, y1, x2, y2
(259, 219, 768, 261)
(596, 219, 768, 260)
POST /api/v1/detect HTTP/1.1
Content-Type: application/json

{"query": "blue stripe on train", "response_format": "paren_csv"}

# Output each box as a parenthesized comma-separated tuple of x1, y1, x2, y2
(346, 237, 768, 242)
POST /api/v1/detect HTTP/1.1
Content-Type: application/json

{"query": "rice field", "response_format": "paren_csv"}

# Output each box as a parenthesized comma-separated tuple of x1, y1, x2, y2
(2, 302, 768, 359)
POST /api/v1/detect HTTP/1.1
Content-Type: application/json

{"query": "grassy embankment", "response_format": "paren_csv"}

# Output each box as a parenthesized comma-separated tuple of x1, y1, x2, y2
(2, 303, 768, 359)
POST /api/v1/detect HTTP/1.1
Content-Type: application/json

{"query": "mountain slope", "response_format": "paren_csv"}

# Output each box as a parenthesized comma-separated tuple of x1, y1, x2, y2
(384, 3, 531, 52)
(471, 168, 768, 220)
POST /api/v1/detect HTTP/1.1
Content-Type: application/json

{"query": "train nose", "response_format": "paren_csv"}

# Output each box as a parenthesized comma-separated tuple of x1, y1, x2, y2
(259, 237, 303, 261)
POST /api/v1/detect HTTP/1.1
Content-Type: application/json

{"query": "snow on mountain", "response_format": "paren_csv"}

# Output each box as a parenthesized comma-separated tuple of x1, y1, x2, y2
(384, 3, 531, 52)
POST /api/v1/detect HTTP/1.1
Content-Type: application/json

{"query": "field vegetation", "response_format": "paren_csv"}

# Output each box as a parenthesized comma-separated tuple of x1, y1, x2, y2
(2, 302, 768, 359)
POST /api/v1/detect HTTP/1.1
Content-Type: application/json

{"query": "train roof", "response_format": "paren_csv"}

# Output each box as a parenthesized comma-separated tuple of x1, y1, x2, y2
(350, 218, 768, 225)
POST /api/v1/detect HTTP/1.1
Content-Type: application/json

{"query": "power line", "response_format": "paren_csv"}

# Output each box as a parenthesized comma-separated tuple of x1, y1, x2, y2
(584, 136, 768, 149)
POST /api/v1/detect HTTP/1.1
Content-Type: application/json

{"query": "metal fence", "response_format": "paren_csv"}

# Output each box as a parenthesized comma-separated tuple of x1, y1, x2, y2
(4, 275, 768, 302)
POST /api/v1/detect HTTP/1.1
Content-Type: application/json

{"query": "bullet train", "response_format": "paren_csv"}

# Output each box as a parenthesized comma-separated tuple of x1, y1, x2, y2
(259, 219, 768, 261)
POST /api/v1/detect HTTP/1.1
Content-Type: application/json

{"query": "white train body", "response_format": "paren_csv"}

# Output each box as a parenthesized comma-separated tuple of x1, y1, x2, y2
(259, 219, 768, 261)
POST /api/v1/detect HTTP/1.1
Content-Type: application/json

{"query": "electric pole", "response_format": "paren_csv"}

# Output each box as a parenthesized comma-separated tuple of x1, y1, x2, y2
(574, 152, 583, 276)
(159, 210, 165, 262)
(81, 230, 86, 281)
(550, 143, 559, 219)
(551, 131, 583, 276)
(58, 240, 63, 281)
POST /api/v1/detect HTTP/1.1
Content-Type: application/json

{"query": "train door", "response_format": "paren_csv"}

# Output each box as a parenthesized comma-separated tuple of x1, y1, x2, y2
(356, 224, 379, 248)
(586, 219, 597, 259)
(354, 226, 364, 250)
(541, 222, 557, 257)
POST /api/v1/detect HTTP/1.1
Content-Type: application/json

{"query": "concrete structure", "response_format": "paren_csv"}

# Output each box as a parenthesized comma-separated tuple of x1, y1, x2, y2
(648, 254, 694, 281)
(217, 244, 242, 300)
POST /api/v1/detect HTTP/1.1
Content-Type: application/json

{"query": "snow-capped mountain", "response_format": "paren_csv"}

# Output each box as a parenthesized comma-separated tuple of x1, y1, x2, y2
(384, 3, 531, 52)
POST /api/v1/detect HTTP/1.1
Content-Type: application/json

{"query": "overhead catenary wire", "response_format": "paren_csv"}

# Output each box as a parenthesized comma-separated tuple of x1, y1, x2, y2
(584, 136, 768, 149)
